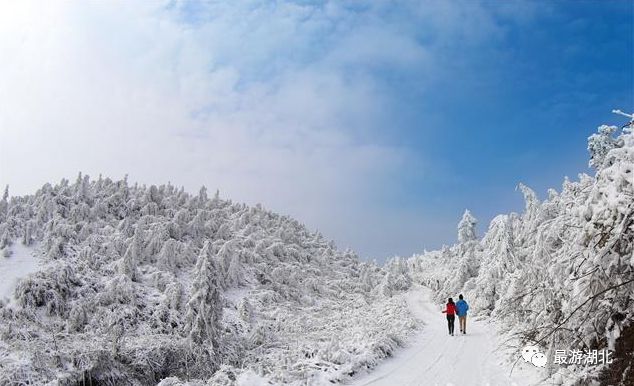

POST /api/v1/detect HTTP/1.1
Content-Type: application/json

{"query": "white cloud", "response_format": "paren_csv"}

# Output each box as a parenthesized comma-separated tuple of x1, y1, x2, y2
(0, 1, 525, 258)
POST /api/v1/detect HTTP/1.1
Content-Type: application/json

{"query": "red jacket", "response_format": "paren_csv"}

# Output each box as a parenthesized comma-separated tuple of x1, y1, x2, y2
(442, 303, 457, 316)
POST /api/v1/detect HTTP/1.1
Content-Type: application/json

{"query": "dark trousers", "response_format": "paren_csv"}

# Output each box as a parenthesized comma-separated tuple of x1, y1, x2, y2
(446, 315, 455, 335)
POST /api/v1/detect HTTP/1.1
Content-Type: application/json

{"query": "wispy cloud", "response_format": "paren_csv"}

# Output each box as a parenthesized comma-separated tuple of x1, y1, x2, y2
(0, 1, 547, 258)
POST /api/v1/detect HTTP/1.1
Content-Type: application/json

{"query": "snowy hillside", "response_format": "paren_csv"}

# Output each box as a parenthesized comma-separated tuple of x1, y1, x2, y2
(0, 178, 416, 385)
(405, 114, 634, 385)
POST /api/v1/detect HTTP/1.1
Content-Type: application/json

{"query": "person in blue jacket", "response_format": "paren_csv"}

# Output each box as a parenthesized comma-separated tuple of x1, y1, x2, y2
(456, 294, 469, 334)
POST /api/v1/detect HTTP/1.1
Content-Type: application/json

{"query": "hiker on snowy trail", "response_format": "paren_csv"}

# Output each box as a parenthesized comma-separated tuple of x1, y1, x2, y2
(441, 297, 457, 336)
(456, 294, 469, 334)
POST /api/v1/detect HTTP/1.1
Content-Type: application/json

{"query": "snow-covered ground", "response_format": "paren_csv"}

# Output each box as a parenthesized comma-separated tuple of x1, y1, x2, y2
(349, 286, 543, 386)
(0, 242, 40, 301)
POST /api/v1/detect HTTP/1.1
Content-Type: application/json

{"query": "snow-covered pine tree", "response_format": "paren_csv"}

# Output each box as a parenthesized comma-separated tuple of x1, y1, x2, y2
(588, 124, 620, 170)
(120, 220, 145, 281)
(184, 241, 223, 357)
(158, 238, 180, 272)
(457, 209, 477, 244)
(22, 220, 34, 246)
(469, 214, 516, 314)
(198, 186, 208, 208)
(442, 210, 481, 296)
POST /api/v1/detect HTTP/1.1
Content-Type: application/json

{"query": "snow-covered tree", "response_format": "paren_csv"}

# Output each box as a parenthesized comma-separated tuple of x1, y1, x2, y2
(185, 241, 223, 353)
(22, 220, 34, 246)
(469, 214, 516, 313)
(457, 209, 477, 244)
(238, 298, 253, 323)
(158, 238, 180, 271)
(0, 185, 8, 221)
(588, 124, 619, 170)
(198, 186, 208, 207)
(120, 221, 145, 281)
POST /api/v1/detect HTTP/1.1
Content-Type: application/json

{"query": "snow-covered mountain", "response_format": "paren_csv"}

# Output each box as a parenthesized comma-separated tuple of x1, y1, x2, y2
(405, 115, 634, 385)
(0, 178, 416, 385)
(1, 114, 631, 386)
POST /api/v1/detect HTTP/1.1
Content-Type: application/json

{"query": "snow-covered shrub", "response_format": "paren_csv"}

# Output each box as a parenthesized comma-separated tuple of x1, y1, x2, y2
(15, 262, 79, 316)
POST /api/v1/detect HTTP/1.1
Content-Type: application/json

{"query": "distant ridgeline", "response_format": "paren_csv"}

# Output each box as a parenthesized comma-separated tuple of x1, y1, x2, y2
(404, 114, 634, 385)
(0, 176, 416, 385)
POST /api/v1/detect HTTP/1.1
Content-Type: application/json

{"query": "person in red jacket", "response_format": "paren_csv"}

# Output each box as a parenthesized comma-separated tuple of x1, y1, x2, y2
(441, 297, 457, 336)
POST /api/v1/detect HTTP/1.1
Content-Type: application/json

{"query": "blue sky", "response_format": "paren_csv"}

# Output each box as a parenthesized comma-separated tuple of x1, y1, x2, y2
(0, 1, 632, 260)
(380, 0, 634, 247)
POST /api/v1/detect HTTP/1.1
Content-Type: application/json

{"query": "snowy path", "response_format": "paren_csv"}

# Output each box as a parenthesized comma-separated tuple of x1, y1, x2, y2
(349, 286, 541, 386)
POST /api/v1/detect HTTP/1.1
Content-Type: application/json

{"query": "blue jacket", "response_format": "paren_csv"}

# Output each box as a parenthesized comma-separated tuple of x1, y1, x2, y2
(456, 299, 469, 316)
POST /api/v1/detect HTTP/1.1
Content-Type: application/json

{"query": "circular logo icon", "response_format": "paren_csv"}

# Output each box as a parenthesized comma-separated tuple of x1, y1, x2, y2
(521, 345, 540, 363)
(531, 352, 547, 367)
